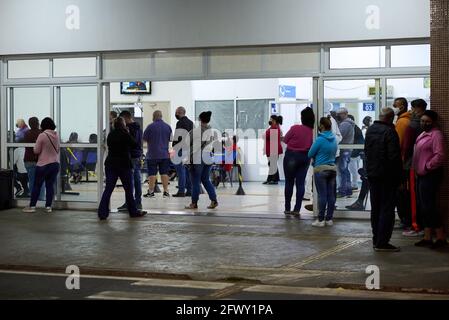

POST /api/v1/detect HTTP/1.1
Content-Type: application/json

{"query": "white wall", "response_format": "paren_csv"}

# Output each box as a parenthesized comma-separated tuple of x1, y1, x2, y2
(0, 0, 430, 55)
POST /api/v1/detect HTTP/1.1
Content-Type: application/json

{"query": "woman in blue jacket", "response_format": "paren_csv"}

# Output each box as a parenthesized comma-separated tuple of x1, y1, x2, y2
(308, 117, 338, 227)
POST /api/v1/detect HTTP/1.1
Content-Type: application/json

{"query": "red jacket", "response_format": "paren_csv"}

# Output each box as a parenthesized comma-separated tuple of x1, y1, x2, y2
(265, 125, 283, 157)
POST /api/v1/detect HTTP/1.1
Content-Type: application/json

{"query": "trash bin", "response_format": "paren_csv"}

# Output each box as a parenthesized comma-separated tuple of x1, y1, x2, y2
(0, 169, 14, 210)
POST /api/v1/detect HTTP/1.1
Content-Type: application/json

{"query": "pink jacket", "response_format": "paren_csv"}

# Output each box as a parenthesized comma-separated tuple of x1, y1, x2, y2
(412, 128, 446, 176)
(284, 125, 313, 152)
(34, 130, 60, 167)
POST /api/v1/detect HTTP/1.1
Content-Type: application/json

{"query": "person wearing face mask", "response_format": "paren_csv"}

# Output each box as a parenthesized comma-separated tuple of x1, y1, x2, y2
(413, 110, 447, 249)
(392, 98, 413, 231)
(263, 115, 283, 185)
(308, 117, 337, 227)
(401, 99, 428, 236)
(172, 106, 194, 197)
(365, 107, 402, 252)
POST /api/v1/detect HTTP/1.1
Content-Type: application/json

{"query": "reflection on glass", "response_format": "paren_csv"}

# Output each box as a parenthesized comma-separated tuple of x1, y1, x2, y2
(195, 100, 234, 132)
(324, 80, 377, 212)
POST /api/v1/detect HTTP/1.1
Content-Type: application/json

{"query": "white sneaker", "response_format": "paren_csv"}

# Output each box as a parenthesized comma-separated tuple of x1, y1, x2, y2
(23, 207, 36, 213)
(312, 220, 325, 227)
(325, 220, 334, 226)
(45, 207, 52, 213)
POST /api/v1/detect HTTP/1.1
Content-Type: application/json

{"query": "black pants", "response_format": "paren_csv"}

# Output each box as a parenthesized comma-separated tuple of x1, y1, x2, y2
(417, 169, 443, 229)
(369, 179, 397, 247)
(396, 169, 411, 227)
(266, 156, 280, 182)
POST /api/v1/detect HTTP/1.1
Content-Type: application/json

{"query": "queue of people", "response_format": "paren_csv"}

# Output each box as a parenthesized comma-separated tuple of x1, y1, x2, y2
(13, 99, 448, 251)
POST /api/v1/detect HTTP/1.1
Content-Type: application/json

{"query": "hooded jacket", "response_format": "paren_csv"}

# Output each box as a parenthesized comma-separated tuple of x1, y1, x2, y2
(34, 130, 60, 167)
(338, 117, 355, 144)
(395, 111, 412, 150)
(308, 131, 338, 168)
(364, 121, 402, 184)
(126, 121, 143, 159)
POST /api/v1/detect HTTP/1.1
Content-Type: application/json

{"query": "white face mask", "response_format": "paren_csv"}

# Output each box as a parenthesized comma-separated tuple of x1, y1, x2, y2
(393, 107, 400, 116)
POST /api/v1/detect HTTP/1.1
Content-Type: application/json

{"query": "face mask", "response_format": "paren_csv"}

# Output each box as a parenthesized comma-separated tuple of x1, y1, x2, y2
(15, 124, 19, 128)
(268, 121, 273, 126)
(421, 124, 432, 132)
(336, 115, 342, 122)
(393, 107, 400, 116)
(175, 114, 180, 120)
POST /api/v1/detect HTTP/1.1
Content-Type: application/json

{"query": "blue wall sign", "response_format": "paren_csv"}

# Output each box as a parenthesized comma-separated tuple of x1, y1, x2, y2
(363, 103, 375, 112)
(279, 85, 296, 98)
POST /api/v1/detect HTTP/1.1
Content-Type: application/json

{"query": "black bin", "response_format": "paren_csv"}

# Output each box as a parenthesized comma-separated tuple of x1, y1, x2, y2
(0, 169, 14, 210)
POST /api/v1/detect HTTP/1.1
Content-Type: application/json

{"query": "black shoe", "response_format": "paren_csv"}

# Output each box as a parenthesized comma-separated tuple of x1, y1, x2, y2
(99, 216, 108, 221)
(130, 210, 147, 218)
(304, 204, 313, 212)
(262, 181, 269, 185)
(284, 210, 292, 215)
(185, 192, 192, 197)
(172, 192, 186, 198)
(163, 191, 170, 198)
(117, 204, 128, 211)
(374, 244, 401, 252)
(415, 239, 434, 247)
(144, 191, 155, 198)
(267, 181, 278, 185)
(345, 201, 365, 211)
(431, 239, 448, 250)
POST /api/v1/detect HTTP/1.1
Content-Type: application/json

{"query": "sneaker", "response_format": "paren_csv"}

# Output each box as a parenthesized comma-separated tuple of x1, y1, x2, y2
(45, 207, 52, 213)
(163, 191, 170, 198)
(284, 210, 293, 215)
(312, 220, 325, 227)
(325, 220, 334, 226)
(345, 201, 364, 211)
(185, 203, 198, 209)
(402, 229, 422, 237)
(304, 204, 313, 212)
(207, 201, 218, 209)
(415, 239, 434, 247)
(431, 239, 448, 250)
(144, 191, 155, 198)
(22, 207, 36, 213)
(130, 210, 147, 218)
(15, 188, 24, 197)
(172, 192, 186, 198)
(117, 204, 128, 212)
(374, 244, 401, 252)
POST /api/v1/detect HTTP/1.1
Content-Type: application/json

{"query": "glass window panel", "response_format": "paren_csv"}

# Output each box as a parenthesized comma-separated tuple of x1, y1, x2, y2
(263, 46, 320, 73)
(8, 59, 50, 79)
(391, 44, 430, 68)
(330, 46, 386, 69)
(103, 53, 152, 79)
(209, 49, 262, 75)
(195, 100, 234, 132)
(154, 51, 203, 77)
(60, 86, 98, 143)
(236, 99, 270, 131)
(10, 87, 51, 143)
(53, 57, 97, 77)
(386, 78, 431, 110)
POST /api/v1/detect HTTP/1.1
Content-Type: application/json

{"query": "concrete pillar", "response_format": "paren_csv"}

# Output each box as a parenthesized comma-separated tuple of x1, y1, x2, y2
(430, 0, 449, 230)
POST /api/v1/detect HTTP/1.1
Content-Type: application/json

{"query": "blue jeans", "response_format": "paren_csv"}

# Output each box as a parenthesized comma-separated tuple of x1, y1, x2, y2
(98, 165, 137, 218)
(130, 158, 142, 206)
(283, 150, 310, 212)
(338, 151, 352, 196)
(189, 164, 217, 204)
(315, 170, 337, 222)
(30, 162, 59, 208)
(25, 162, 45, 201)
(175, 163, 191, 194)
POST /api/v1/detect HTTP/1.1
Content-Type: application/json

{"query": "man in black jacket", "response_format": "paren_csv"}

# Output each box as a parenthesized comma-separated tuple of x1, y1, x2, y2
(118, 111, 143, 210)
(172, 107, 194, 197)
(365, 107, 402, 252)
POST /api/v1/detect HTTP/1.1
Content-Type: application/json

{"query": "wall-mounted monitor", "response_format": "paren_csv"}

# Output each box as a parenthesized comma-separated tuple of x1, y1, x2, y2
(120, 81, 151, 95)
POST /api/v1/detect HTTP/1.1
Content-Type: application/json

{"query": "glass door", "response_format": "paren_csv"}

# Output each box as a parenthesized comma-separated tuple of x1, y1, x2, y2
(321, 78, 381, 213)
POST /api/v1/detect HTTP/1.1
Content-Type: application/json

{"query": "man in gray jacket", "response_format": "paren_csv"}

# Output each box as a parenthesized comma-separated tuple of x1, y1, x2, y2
(336, 107, 355, 197)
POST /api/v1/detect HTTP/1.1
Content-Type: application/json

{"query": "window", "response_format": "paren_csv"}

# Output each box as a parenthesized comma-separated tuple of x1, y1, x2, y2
(195, 100, 234, 133)
(53, 57, 97, 77)
(391, 44, 430, 68)
(330, 46, 386, 69)
(8, 59, 50, 79)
